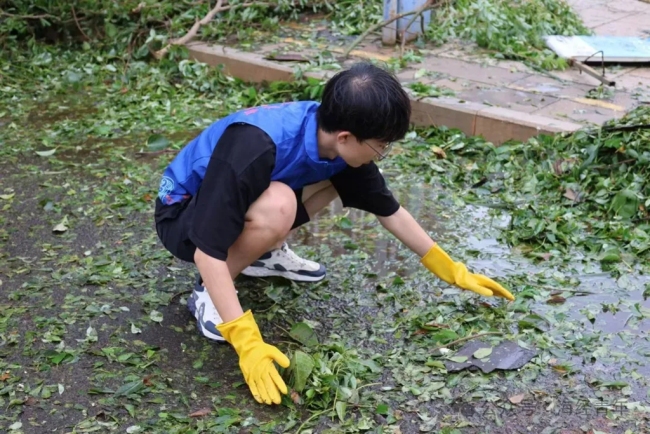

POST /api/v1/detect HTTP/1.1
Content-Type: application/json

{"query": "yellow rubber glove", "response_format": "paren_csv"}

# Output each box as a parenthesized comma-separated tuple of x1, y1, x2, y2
(421, 243, 515, 301)
(217, 310, 290, 405)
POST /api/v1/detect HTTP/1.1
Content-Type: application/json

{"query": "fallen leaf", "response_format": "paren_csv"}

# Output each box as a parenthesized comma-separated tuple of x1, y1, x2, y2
(564, 187, 579, 201)
(509, 393, 525, 404)
(431, 145, 447, 159)
(35, 149, 56, 157)
(146, 134, 171, 151)
(189, 407, 211, 417)
(473, 347, 492, 359)
(547, 295, 566, 304)
(149, 310, 163, 323)
(52, 216, 69, 233)
(0, 373, 9, 381)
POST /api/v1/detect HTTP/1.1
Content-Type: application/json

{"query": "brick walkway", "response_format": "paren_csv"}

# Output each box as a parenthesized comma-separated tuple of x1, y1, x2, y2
(268, 0, 649, 126)
(192, 0, 650, 140)
(366, 0, 650, 127)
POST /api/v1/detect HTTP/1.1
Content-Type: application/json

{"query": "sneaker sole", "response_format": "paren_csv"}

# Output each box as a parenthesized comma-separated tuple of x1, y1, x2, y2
(240, 266, 325, 282)
(196, 319, 226, 343)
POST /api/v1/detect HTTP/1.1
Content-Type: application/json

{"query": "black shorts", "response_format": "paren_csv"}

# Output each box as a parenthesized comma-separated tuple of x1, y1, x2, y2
(154, 189, 310, 263)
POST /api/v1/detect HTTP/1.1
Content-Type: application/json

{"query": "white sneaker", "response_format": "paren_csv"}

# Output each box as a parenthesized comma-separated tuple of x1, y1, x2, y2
(240, 242, 326, 282)
(187, 275, 225, 342)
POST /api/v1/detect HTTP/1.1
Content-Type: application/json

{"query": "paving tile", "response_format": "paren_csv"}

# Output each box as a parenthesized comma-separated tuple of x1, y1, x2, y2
(565, 0, 609, 12)
(549, 65, 638, 88)
(614, 73, 650, 92)
(600, 0, 650, 14)
(433, 78, 476, 93)
(456, 86, 558, 113)
(573, 7, 636, 28)
(533, 99, 626, 126)
(600, 90, 644, 111)
(508, 75, 599, 99)
(629, 68, 650, 79)
(591, 14, 650, 37)
(414, 57, 532, 86)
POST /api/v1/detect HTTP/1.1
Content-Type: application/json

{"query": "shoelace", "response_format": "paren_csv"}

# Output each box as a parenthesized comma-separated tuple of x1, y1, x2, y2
(277, 244, 311, 267)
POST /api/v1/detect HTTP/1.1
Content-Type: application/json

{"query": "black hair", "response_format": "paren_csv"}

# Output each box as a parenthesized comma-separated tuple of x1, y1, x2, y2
(316, 62, 411, 143)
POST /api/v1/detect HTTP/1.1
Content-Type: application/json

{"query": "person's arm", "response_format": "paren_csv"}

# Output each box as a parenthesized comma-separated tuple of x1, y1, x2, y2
(187, 124, 291, 406)
(194, 250, 243, 322)
(376, 206, 435, 257)
(330, 163, 514, 301)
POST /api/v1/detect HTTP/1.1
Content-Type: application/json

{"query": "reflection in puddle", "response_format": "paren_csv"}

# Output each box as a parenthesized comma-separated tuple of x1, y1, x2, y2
(293, 180, 650, 379)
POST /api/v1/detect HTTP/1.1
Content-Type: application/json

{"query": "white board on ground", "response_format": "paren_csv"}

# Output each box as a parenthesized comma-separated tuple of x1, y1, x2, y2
(544, 36, 650, 63)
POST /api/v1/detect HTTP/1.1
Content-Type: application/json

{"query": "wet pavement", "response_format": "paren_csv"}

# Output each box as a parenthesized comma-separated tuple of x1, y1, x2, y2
(213, 0, 650, 129)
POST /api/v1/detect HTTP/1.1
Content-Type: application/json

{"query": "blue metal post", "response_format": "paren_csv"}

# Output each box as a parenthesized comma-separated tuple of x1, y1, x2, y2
(382, 0, 432, 45)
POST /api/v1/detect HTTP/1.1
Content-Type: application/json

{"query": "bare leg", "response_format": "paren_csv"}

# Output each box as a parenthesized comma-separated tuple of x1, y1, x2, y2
(302, 180, 338, 220)
(224, 181, 298, 279)
(239, 180, 336, 282)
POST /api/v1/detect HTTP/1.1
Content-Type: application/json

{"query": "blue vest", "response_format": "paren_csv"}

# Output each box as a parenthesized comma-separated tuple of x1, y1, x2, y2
(158, 101, 348, 205)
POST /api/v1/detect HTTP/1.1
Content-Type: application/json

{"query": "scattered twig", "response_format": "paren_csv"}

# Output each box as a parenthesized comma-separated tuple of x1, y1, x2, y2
(0, 10, 56, 20)
(135, 149, 179, 157)
(431, 331, 503, 353)
(153, 1, 272, 59)
(170, 289, 192, 302)
(71, 6, 90, 41)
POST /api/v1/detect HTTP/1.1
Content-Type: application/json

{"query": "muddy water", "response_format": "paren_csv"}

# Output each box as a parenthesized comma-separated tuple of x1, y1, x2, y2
(293, 178, 650, 393)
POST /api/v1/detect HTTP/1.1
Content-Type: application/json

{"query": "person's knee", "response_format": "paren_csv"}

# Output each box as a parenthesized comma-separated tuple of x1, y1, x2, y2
(246, 182, 297, 240)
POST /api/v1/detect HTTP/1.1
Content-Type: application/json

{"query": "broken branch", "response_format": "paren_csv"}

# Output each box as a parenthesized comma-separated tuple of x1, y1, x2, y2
(153, 1, 272, 59)
(0, 10, 56, 20)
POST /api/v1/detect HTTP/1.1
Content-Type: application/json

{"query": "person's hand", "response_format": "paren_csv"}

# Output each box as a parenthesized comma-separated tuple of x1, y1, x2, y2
(217, 310, 290, 404)
(421, 244, 514, 301)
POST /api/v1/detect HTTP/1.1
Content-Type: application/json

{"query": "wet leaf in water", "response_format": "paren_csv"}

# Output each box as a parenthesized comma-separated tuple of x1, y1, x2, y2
(546, 295, 566, 304)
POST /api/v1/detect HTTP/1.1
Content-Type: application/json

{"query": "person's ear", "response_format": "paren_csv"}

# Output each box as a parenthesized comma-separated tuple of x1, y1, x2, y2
(336, 131, 354, 146)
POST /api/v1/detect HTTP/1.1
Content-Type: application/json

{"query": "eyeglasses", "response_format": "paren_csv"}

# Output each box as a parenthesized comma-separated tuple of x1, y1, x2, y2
(364, 140, 393, 161)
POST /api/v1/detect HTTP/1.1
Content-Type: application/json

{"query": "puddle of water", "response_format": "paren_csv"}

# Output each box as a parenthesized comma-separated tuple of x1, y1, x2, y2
(294, 180, 650, 384)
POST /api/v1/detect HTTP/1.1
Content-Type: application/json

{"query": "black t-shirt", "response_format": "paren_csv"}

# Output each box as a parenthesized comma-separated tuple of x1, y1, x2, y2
(155, 123, 400, 261)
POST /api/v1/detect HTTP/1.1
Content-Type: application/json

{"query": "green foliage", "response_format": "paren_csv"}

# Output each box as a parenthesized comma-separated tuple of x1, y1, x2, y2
(393, 106, 650, 264)
(0, 0, 381, 53)
(426, 0, 591, 69)
(327, 0, 384, 36)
